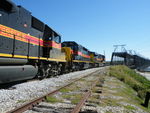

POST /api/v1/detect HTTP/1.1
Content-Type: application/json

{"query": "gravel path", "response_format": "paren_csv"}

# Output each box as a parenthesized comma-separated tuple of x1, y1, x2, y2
(0, 67, 105, 113)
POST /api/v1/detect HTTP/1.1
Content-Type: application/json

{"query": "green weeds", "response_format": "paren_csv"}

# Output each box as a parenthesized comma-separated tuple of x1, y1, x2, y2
(109, 65, 150, 99)
(46, 96, 62, 103)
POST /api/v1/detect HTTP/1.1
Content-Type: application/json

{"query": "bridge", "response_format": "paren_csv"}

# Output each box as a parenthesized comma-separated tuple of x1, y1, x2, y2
(110, 45, 150, 70)
(111, 52, 150, 68)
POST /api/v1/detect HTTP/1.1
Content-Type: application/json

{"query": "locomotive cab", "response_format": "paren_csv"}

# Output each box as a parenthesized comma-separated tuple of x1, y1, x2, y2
(62, 41, 79, 60)
(42, 25, 65, 60)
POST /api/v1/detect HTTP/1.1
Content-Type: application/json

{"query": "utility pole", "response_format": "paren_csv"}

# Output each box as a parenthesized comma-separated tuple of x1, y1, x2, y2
(103, 50, 105, 57)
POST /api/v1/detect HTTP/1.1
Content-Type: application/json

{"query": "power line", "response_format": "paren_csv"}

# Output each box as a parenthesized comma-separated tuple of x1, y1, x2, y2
(113, 44, 126, 52)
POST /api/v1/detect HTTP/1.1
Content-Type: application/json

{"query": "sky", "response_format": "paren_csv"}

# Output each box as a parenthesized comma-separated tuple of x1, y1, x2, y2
(13, 0, 150, 61)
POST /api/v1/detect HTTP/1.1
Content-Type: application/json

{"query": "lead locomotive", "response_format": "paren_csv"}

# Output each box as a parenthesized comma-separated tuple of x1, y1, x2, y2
(0, 0, 105, 84)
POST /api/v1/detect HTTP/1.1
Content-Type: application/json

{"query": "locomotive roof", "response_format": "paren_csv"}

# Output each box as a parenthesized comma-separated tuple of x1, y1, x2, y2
(63, 41, 89, 51)
(6, 0, 61, 37)
(45, 25, 61, 37)
(63, 41, 77, 44)
(90, 51, 104, 57)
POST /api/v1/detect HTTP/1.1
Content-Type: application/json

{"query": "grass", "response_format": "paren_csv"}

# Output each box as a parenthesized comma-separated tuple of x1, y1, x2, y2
(62, 94, 82, 104)
(124, 105, 136, 110)
(46, 96, 62, 103)
(59, 87, 71, 93)
(59, 84, 81, 93)
(100, 98, 121, 107)
(99, 75, 150, 112)
(17, 100, 27, 103)
(109, 65, 150, 99)
(71, 97, 81, 104)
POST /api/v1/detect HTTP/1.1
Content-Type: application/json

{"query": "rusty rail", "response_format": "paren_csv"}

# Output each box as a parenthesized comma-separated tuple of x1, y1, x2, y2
(71, 90, 91, 113)
(7, 71, 99, 113)
(71, 79, 100, 113)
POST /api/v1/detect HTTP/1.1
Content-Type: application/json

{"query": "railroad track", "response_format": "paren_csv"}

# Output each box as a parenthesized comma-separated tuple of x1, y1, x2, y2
(71, 78, 101, 113)
(7, 70, 105, 113)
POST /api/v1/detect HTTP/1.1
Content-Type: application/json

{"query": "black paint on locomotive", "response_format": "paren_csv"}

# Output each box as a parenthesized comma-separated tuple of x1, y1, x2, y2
(0, 0, 105, 84)
(62, 41, 91, 61)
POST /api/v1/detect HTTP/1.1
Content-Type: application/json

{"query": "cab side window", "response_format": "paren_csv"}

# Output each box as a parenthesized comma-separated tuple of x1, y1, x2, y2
(43, 25, 53, 41)
(32, 16, 44, 32)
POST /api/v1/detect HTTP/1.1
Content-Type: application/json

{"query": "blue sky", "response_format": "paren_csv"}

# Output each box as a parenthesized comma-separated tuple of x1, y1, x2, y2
(13, 0, 150, 61)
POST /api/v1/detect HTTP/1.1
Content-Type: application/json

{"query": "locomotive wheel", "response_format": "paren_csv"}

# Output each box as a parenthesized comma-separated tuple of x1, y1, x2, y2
(60, 63, 67, 74)
(37, 67, 50, 79)
(49, 65, 58, 77)
(37, 69, 47, 79)
(58, 64, 62, 75)
(37, 63, 50, 79)
(72, 63, 76, 72)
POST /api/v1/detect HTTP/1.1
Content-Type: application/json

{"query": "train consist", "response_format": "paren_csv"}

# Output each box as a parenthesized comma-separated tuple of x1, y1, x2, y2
(0, 0, 105, 84)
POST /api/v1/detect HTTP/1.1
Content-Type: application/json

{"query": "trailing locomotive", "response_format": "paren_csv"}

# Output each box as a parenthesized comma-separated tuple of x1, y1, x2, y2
(62, 41, 105, 69)
(92, 52, 105, 67)
(62, 41, 92, 70)
(0, 0, 105, 84)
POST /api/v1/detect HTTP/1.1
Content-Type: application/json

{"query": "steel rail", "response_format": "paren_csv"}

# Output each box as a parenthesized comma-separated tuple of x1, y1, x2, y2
(6, 71, 99, 113)
(71, 90, 91, 113)
(71, 79, 100, 113)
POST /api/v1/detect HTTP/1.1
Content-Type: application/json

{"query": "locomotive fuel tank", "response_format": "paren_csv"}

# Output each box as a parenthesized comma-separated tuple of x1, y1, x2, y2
(0, 65, 38, 84)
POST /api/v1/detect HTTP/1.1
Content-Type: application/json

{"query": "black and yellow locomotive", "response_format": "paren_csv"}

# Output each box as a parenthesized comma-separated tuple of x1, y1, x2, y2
(62, 41, 92, 70)
(0, 0, 105, 84)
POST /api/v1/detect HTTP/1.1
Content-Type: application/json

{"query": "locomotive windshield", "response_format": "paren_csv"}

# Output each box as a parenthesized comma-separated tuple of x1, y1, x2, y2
(82, 47, 89, 55)
(62, 42, 78, 51)
(67, 42, 78, 51)
(43, 25, 61, 43)
(53, 36, 61, 43)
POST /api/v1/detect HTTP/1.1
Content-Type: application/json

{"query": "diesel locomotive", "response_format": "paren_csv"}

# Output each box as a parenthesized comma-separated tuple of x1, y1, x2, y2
(0, 0, 105, 84)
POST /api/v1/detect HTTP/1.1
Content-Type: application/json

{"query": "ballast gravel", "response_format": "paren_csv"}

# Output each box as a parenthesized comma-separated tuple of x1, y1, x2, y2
(0, 67, 104, 113)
